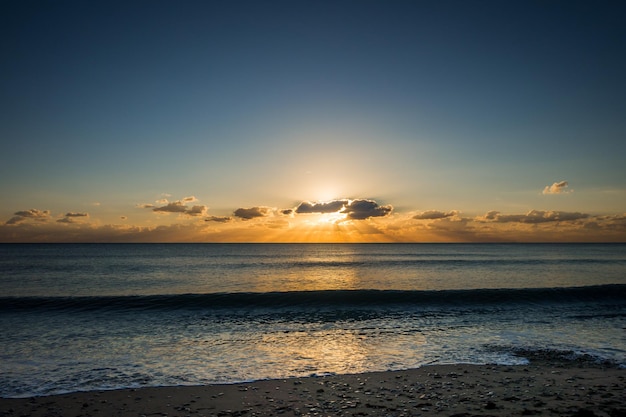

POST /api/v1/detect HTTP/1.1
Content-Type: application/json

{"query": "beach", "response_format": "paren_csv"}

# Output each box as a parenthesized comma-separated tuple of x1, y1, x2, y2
(2, 359, 624, 417)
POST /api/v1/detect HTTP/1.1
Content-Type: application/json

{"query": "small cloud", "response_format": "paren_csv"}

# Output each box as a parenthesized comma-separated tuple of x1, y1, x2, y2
(234, 206, 272, 220)
(148, 198, 208, 217)
(57, 212, 89, 224)
(6, 209, 51, 225)
(120, 216, 128, 220)
(185, 205, 208, 217)
(205, 216, 232, 223)
(344, 199, 393, 220)
(478, 210, 588, 224)
(280, 209, 294, 216)
(65, 212, 88, 217)
(153, 201, 188, 213)
(413, 210, 459, 220)
(543, 181, 572, 195)
(137, 203, 155, 209)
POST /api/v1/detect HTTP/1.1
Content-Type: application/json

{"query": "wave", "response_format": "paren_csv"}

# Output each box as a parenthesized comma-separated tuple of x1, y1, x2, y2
(1, 284, 625, 313)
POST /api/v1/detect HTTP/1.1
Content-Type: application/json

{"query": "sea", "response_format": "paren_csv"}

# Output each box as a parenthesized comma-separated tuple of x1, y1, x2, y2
(1, 243, 625, 398)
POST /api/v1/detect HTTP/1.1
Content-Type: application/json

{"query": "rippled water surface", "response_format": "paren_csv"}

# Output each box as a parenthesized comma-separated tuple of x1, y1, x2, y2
(1, 243, 625, 397)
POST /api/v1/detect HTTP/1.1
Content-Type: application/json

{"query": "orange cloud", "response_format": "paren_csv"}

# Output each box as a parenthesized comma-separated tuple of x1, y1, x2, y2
(57, 212, 89, 224)
(144, 196, 208, 217)
(233, 206, 273, 220)
(543, 181, 571, 195)
(413, 210, 459, 220)
(2, 197, 625, 242)
(5, 209, 51, 225)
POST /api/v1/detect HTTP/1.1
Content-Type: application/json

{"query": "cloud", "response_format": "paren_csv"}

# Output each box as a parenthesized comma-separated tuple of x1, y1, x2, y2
(413, 210, 459, 220)
(543, 181, 572, 195)
(6, 209, 51, 225)
(153, 201, 189, 213)
(146, 197, 208, 217)
(56, 217, 75, 224)
(478, 210, 589, 224)
(185, 205, 208, 217)
(293, 199, 392, 220)
(280, 209, 294, 216)
(205, 216, 232, 223)
(57, 212, 89, 224)
(233, 206, 272, 220)
(343, 199, 393, 220)
(295, 200, 349, 214)
(65, 212, 88, 217)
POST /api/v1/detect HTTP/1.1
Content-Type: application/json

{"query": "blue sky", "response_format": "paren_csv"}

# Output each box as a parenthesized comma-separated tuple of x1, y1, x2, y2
(1, 0, 625, 242)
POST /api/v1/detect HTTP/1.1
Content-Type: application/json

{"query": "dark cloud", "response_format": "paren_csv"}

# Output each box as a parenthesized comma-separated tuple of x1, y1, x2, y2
(344, 199, 393, 220)
(185, 205, 208, 216)
(205, 216, 232, 223)
(295, 200, 348, 214)
(6, 209, 51, 225)
(294, 199, 392, 220)
(233, 206, 272, 220)
(153, 201, 188, 213)
(543, 181, 571, 195)
(57, 212, 90, 224)
(280, 209, 294, 216)
(413, 210, 459, 220)
(480, 210, 589, 224)
(148, 199, 207, 217)
(65, 212, 88, 217)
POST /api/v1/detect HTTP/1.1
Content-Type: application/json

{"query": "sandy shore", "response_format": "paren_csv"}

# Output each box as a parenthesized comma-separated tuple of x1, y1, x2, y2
(1, 361, 624, 417)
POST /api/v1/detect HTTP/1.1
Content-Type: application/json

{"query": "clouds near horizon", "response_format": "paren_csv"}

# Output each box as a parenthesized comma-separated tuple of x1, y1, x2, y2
(233, 206, 272, 220)
(144, 197, 208, 217)
(479, 210, 589, 224)
(413, 210, 459, 220)
(5, 209, 51, 225)
(2, 192, 625, 242)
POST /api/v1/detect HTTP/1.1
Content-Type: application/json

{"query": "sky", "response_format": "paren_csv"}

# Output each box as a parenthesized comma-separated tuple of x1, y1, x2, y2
(1, 0, 625, 242)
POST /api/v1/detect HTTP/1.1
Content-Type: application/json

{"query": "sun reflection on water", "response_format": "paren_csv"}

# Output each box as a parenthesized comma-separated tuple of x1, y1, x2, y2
(257, 327, 428, 377)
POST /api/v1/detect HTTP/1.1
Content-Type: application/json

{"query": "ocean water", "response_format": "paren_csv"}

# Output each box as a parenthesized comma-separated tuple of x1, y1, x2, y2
(1, 243, 625, 398)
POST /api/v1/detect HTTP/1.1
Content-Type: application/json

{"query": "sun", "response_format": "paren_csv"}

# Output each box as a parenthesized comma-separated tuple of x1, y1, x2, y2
(312, 186, 342, 203)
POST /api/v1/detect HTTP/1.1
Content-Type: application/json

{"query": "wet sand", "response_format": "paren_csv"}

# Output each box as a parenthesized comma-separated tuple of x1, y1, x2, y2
(1, 361, 624, 417)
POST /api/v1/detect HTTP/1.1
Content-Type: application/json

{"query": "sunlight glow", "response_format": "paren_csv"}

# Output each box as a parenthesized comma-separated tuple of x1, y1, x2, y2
(313, 187, 341, 203)
(310, 212, 348, 225)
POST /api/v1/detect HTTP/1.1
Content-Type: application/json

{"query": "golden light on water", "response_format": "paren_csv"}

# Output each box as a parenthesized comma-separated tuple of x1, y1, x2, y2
(258, 329, 428, 376)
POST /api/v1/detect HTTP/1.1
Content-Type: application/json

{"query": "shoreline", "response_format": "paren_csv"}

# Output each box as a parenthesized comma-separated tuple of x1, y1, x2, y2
(2, 361, 624, 417)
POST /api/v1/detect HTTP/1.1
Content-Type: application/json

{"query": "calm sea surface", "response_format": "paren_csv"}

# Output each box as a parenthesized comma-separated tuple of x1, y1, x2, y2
(1, 243, 625, 397)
